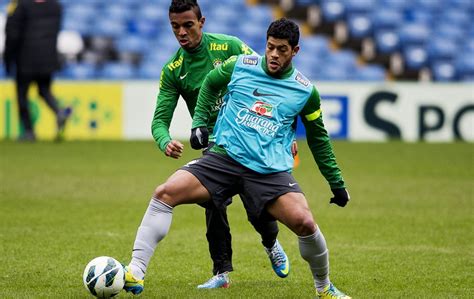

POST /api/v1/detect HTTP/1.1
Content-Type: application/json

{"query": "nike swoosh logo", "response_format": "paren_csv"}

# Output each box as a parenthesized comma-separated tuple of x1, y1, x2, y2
(280, 261, 290, 275)
(180, 72, 189, 80)
(289, 183, 298, 187)
(253, 88, 278, 97)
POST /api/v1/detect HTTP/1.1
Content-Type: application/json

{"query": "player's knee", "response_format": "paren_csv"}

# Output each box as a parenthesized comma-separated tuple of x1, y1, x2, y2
(293, 215, 316, 236)
(153, 183, 175, 205)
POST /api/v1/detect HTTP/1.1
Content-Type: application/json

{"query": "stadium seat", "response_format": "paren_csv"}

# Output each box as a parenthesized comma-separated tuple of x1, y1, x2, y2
(398, 23, 430, 46)
(320, 0, 345, 23)
(64, 3, 98, 23)
(346, 13, 372, 39)
(115, 35, 150, 55)
(371, 10, 403, 30)
(455, 53, 474, 81)
(442, 9, 471, 28)
(427, 38, 458, 61)
(128, 18, 162, 39)
(317, 65, 350, 81)
(345, 0, 376, 14)
(433, 23, 465, 43)
(99, 62, 137, 80)
(299, 36, 331, 58)
(137, 63, 163, 80)
(102, 4, 135, 22)
(374, 29, 400, 54)
(295, 0, 320, 6)
(62, 17, 95, 36)
(431, 61, 457, 82)
(326, 50, 358, 71)
(136, 4, 167, 22)
(352, 64, 386, 81)
(414, 0, 442, 12)
(403, 45, 428, 71)
(59, 63, 98, 80)
(94, 19, 127, 38)
(378, 0, 410, 11)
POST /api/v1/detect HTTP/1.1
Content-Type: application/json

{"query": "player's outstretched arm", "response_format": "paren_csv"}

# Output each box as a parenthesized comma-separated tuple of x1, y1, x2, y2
(300, 86, 349, 206)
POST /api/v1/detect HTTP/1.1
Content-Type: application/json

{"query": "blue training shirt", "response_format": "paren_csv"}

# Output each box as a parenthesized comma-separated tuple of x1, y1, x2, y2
(213, 55, 313, 174)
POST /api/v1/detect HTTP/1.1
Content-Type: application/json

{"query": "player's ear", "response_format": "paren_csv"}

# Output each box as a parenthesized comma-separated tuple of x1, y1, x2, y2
(199, 16, 206, 28)
(292, 45, 300, 57)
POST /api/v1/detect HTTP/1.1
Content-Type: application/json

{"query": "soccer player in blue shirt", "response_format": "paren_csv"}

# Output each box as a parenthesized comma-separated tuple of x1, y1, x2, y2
(123, 18, 351, 298)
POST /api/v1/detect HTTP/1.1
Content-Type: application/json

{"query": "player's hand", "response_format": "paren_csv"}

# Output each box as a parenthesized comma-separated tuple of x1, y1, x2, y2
(291, 140, 298, 157)
(190, 127, 209, 149)
(330, 188, 350, 207)
(165, 140, 184, 159)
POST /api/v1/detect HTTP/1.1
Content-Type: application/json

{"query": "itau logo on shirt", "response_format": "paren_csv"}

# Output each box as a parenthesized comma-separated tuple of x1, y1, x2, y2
(251, 101, 273, 117)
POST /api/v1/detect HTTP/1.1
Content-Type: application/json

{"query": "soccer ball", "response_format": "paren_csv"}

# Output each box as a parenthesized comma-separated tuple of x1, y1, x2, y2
(83, 256, 125, 298)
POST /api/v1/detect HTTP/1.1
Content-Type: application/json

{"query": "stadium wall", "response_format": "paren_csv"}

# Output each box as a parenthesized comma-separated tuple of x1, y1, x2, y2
(0, 81, 472, 142)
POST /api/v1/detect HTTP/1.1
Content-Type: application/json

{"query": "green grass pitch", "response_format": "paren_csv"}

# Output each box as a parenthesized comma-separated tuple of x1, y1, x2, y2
(0, 140, 472, 298)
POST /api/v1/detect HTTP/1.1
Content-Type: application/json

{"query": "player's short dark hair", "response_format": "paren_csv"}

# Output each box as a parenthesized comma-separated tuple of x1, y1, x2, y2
(169, 0, 202, 20)
(267, 18, 300, 48)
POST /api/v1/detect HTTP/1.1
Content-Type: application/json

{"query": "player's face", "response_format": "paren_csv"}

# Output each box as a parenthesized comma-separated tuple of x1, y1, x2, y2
(265, 37, 299, 75)
(169, 9, 205, 50)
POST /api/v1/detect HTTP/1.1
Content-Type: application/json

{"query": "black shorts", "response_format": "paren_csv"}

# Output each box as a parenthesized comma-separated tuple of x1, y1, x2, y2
(181, 152, 303, 219)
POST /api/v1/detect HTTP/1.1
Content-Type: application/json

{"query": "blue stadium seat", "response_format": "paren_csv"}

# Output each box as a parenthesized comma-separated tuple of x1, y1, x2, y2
(128, 19, 162, 39)
(431, 61, 457, 82)
(317, 65, 350, 81)
(403, 46, 429, 71)
(414, 0, 442, 12)
(378, 0, 410, 11)
(99, 62, 137, 80)
(399, 23, 430, 46)
(346, 13, 372, 39)
(321, 0, 345, 23)
(94, 19, 127, 38)
(448, 0, 473, 10)
(137, 63, 163, 80)
(374, 29, 400, 54)
(455, 53, 474, 81)
(433, 23, 465, 42)
(246, 5, 273, 25)
(136, 4, 167, 22)
(441, 9, 471, 28)
(295, 0, 320, 6)
(102, 4, 135, 22)
(427, 38, 458, 61)
(59, 63, 98, 80)
(345, 0, 376, 14)
(62, 17, 95, 36)
(326, 50, 358, 71)
(371, 10, 403, 30)
(115, 35, 150, 55)
(352, 64, 386, 81)
(405, 9, 434, 25)
(299, 36, 331, 58)
(64, 3, 98, 22)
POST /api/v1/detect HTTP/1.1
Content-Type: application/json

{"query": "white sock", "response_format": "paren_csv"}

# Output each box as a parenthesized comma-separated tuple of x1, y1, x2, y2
(129, 198, 173, 280)
(298, 228, 330, 292)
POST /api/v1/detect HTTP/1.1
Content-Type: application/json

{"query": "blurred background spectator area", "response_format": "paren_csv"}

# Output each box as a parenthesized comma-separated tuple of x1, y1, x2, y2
(0, 0, 472, 81)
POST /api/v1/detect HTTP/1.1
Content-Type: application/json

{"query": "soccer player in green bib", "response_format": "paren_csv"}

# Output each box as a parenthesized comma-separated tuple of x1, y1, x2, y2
(122, 0, 290, 293)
